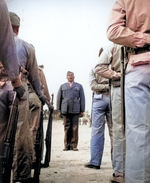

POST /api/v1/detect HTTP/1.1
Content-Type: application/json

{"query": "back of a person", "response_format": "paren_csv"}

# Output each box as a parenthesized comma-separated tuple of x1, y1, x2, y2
(117, 0, 150, 33)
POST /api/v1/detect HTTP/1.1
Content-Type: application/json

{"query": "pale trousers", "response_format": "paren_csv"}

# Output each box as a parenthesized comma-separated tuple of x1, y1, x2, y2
(125, 64, 150, 183)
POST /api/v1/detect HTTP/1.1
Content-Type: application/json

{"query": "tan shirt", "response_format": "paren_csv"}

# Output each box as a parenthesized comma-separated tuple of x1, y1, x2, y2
(107, 0, 150, 65)
(95, 44, 122, 80)
(89, 67, 109, 93)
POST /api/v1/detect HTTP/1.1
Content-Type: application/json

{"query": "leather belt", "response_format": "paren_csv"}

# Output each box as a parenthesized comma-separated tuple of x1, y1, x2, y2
(95, 89, 109, 94)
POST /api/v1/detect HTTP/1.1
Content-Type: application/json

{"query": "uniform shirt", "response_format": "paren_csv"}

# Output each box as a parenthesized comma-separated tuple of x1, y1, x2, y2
(95, 44, 122, 80)
(107, 0, 150, 65)
(89, 67, 109, 93)
(14, 35, 42, 97)
(0, 0, 20, 80)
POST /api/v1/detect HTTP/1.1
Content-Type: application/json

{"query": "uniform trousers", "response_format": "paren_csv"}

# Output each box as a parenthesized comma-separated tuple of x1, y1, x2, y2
(90, 93, 112, 166)
(111, 85, 125, 176)
(12, 81, 33, 182)
(63, 114, 79, 149)
(125, 64, 150, 183)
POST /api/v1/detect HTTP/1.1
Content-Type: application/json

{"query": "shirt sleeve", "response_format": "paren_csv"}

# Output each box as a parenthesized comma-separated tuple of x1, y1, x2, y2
(106, 0, 149, 48)
(95, 44, 121, 80)
(89, 68, 109, 92)
(0, 0, 20, 80)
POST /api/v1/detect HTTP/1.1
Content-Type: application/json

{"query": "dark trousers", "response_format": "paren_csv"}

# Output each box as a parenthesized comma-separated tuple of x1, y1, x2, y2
(63, 114, 79, 149)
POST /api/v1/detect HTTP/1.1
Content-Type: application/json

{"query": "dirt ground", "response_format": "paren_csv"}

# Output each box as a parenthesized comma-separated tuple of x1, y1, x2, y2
(39, 120, 113, 183)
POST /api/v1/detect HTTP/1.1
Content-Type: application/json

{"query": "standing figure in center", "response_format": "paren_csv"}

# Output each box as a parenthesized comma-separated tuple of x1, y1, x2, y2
(57, 71, 85, 151)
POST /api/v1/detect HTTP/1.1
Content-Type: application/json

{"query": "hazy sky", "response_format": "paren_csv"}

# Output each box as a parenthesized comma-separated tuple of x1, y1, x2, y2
(6, 0, 115, 113)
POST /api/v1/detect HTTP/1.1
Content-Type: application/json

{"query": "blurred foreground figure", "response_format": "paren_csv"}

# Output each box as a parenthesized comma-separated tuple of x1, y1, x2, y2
(84, 48, 113, 170)
(57, 71, 85, 151)
(107, 1, 150, 183)
(0, 0, 25, 98)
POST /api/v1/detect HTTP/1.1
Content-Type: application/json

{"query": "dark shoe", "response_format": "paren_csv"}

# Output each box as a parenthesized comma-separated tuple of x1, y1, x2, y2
(63, 148, 68, 151)
(84, 162, 100, 169)
(40, 162, 49, 168)
(73, 148, 78, 151)
(110, 174, 125, 183)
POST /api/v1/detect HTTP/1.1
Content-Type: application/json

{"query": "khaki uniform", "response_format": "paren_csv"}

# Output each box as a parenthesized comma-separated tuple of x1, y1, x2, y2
(95, 44, 125, 180)
(107, 1, 150, 182)
(12, 35, 42, 182)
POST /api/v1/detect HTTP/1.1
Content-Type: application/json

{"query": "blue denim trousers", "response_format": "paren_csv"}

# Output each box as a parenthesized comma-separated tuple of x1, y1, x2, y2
(90, 93, 112, 166)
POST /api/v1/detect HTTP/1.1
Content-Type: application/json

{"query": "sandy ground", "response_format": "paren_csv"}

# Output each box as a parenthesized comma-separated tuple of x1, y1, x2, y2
(39, 120, 113, 183)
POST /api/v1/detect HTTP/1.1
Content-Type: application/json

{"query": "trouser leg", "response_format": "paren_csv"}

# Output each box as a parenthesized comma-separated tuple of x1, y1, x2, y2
(125, 65, 150, 183)
(111, 85, 125, 176)
(90, 95, 107, 166)
(63, 115, 72, 149)
(70, 114, 79, 148)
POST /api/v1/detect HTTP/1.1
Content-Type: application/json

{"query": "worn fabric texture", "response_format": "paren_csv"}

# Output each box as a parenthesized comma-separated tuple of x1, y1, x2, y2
(0, 81, 14, 182)
(12, 81, 33, 181)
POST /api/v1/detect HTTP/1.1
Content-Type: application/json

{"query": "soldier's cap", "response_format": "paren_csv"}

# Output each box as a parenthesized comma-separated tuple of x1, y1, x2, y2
(67, 71, 74, 76)
(9, 12, 20, 26)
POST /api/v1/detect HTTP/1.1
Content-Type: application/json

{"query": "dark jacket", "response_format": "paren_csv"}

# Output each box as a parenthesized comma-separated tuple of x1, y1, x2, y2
(57, 82, 85, 114)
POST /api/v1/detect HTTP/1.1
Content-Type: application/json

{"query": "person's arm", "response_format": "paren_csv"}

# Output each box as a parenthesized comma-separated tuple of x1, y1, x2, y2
(0, 0, 20, 81)
(107, 0, 150, 48)
(79, 85, 85, 113)
(95, 45, 121, 80)
(56, 86, 62, 111)
(38, 68, 51, 100)
(89, 69, 109, 91)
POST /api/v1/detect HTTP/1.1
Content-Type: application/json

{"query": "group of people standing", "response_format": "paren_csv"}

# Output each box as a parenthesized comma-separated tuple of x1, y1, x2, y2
(0, 0, 51, 182)
(1, 0, 150, 183)
(57, 1, 150, 183)
(87, 1, 150, 183)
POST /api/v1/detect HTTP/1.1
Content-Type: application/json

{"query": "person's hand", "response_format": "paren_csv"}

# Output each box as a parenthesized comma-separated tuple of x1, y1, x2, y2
(39, 95, 54, 110)
(13, 85, 25, 99)
(133, 32, 150, 48)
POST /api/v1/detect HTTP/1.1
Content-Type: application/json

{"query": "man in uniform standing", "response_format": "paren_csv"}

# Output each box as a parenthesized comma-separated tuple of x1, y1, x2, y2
(95, 44, 125, 183)
(107, 1, 150, 182)
(9, 12, 50, 182)
(84, 48, 113, 170)
(57, 71, 85, 151)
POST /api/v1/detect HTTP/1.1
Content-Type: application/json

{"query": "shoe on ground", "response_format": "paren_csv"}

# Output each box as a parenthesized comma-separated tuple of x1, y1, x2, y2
(73, 148, 78, 151)
(84, 162, 100, 169)
(63, 148, 68, 151)
(110, 174, 125, 183)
